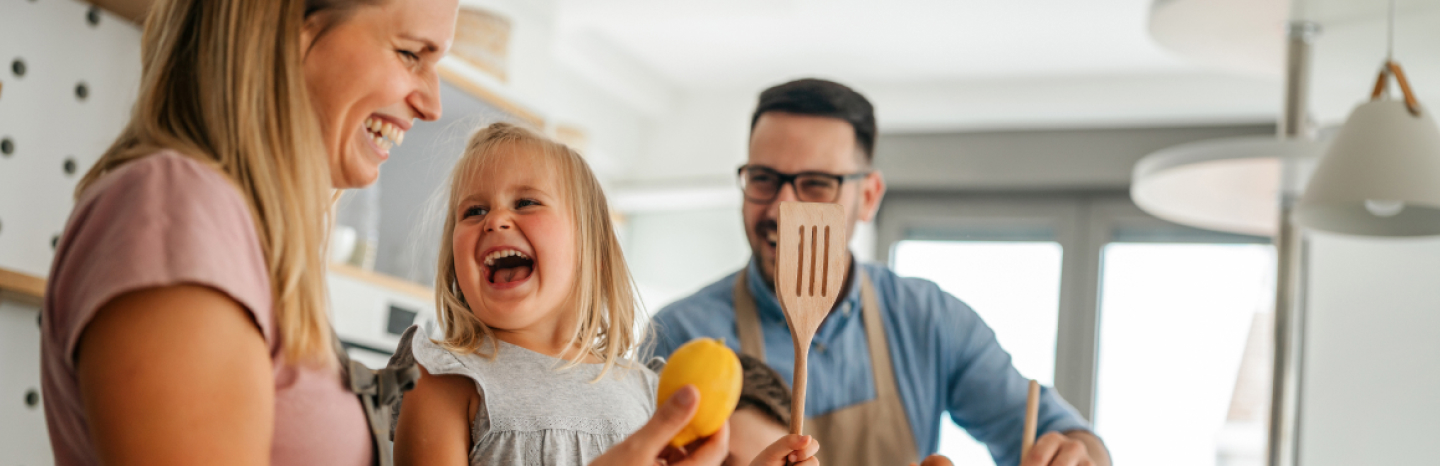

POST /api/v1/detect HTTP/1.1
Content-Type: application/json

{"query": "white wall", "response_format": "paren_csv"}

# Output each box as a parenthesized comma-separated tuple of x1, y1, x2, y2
(622, 208, 751, 313)
(627, 88, 758, 184)
(0, 1, 143, 463)
(1300, 233, 1440, 465)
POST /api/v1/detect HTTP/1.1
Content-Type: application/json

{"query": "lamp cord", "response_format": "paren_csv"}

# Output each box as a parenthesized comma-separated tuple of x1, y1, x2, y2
(1387, 0, 1396, 62)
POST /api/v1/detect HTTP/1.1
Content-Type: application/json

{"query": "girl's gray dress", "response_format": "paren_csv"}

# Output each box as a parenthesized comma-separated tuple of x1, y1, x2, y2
(388, 326, 661, 466)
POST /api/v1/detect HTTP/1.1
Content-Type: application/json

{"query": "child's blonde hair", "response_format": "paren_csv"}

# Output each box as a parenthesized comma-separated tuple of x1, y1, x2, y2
(435, 122, 641, 377)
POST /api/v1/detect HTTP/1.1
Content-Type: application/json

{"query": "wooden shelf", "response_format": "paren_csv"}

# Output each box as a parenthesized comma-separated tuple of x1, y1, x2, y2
(0, 267, 45, 306)
(0, 263, 433, 308)
(437, 62, 546, 130)
(328, 263, 434, 303)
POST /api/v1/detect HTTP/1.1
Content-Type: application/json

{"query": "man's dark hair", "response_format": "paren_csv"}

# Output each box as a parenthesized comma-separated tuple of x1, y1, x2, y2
(750, 78, 877, 163)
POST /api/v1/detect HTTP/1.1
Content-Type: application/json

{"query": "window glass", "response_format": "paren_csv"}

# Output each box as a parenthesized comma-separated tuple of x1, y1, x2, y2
(892, 240, 1063, 465)
(1094, 243, 1275, 466)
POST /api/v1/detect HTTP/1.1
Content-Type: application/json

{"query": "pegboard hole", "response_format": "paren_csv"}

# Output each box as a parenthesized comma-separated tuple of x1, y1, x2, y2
(87, 6, 102, 27)
(75, 82, 89, 101)
(25, 389, 40, 409)
(1, 137, 13, 156)
(64, 157, 78, 175)
(10, 58, 24, 78)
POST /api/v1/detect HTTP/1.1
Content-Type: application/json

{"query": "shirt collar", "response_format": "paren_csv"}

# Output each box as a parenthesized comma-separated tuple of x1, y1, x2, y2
(744, 256, 865, 329)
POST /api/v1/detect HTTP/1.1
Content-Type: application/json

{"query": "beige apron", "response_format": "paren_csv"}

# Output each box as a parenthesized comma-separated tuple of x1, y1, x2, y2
(733, 268, 918, 466)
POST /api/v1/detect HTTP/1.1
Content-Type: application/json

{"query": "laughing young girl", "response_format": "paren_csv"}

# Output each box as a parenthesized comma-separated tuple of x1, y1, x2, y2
(389, 123, 818, 466)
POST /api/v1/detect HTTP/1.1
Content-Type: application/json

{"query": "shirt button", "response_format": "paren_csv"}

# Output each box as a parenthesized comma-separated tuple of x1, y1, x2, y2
(842, 303, 852, 316)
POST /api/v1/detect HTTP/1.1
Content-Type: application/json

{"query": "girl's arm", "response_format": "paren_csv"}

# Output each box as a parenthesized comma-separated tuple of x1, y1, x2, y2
(394, 365, 478, 466)
(76, 285, 275, 465)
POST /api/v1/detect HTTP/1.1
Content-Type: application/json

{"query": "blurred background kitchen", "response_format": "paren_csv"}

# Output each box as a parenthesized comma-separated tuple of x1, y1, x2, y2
(3, 0, 1438, 465)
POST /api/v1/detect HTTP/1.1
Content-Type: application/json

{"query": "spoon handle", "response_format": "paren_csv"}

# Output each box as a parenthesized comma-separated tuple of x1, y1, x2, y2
(791, 337, 810, 436)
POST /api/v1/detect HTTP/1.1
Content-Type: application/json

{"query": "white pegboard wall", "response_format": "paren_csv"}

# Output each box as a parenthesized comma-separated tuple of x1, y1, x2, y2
(0, 0, 142, 278)
(1, 1, 142, 465)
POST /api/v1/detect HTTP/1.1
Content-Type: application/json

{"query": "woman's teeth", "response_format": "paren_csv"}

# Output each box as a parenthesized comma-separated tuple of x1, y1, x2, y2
(364, 116, 405, 151)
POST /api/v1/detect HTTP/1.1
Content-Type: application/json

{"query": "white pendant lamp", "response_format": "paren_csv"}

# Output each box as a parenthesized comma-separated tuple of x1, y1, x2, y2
(1295, 64, 1440, 236)
(1131, 137, 1321, 237)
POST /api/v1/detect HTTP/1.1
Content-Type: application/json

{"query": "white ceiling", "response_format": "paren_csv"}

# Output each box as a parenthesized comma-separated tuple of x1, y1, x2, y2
(1153, 0, 1440, 126)
(557, 0, 1201, 87)
(552, 0, 1284, 131)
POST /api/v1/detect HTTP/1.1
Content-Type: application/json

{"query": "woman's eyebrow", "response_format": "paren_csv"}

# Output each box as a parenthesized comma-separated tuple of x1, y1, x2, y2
(399, 34, 441, 53)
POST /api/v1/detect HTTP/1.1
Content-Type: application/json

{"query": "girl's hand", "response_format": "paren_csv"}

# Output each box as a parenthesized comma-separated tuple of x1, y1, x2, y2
(590, 385, 730, 466)
(909, 454, 954, 466)
(749, 434, 820, 466)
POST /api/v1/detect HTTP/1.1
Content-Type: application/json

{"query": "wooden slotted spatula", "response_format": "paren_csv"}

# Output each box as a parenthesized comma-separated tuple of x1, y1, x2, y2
(775, 201, 848, 435)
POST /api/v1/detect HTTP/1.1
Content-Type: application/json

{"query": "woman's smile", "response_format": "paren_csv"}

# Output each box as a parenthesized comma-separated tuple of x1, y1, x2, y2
(357, 114, 410, 162)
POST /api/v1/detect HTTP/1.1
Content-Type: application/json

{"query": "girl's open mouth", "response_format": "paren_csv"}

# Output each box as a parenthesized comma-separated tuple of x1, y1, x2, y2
(484, 249, 535, 285)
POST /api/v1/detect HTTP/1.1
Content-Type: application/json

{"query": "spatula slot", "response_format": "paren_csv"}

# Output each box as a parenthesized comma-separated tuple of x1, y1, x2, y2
(809, 226, 818, 297)
(822, 226, 830, 297)
(795, 225, 805, 297)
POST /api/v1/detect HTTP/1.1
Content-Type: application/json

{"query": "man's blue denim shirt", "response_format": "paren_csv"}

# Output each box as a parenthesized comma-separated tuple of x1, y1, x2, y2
(649, 258, 1090, 465)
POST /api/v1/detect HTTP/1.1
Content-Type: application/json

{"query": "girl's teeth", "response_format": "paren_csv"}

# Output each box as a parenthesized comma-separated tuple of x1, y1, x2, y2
(483, 249, 529, 266)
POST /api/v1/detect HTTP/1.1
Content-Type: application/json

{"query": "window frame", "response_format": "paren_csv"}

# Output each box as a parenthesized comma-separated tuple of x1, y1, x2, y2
(876, 191, 1268, 421)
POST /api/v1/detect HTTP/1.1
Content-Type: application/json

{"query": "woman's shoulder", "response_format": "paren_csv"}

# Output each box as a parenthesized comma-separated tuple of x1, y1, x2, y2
(80, 150, 238, 204)
(47, 149, 273, 360)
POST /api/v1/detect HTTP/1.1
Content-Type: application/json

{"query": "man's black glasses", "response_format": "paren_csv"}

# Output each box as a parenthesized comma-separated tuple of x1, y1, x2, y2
(737, 165, 869, 203)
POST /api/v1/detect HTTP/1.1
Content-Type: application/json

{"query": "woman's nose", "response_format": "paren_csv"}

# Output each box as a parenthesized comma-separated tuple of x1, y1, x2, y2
(410, 71, 443, 121)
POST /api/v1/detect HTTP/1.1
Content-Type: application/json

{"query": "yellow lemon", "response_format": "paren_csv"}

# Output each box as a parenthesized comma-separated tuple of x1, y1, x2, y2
(656, 338, 743, 447)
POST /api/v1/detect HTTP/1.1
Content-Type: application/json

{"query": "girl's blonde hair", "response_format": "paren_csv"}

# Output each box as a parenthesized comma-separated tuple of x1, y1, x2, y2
(77, 0, 378, 364)
(436, 123, 641, 377)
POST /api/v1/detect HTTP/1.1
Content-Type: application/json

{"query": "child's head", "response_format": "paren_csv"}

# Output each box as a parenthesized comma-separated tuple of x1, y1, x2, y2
(726, 353, 794, 465)
(435, 122, 639, 372)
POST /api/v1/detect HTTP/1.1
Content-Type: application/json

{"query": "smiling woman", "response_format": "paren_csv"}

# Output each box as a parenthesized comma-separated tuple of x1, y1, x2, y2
(303, 0, 450, 188)
(40, 0, 456, 465)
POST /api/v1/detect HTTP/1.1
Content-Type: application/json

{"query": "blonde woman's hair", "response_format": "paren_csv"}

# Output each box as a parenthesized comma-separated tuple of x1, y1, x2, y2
(436, 123, 642, 378)
(77, 0, 379, 364)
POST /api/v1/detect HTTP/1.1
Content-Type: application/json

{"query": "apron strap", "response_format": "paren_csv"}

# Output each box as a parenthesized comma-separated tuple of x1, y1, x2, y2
(858, 271, 902, 404)
(732, 269, 767, 359)
(333, 328, 418, 466)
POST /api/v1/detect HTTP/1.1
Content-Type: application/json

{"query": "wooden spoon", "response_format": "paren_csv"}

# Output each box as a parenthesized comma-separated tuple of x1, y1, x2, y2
(774, 201, 848, 435)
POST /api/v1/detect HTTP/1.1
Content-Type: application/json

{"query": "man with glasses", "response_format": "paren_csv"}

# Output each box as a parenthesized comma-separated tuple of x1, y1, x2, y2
(650, 79, 1110, 466)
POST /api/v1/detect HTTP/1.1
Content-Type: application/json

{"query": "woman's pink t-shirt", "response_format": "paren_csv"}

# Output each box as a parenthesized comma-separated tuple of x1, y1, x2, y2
(40, 152, 373, 466)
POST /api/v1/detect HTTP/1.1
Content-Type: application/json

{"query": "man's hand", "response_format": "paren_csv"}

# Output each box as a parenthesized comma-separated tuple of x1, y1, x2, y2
(1020, 431, 1111, 466)
(590, 385, 729, 466)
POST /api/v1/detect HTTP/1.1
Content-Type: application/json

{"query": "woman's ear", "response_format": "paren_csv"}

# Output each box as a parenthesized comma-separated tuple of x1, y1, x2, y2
(300, 13, 329, 56)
